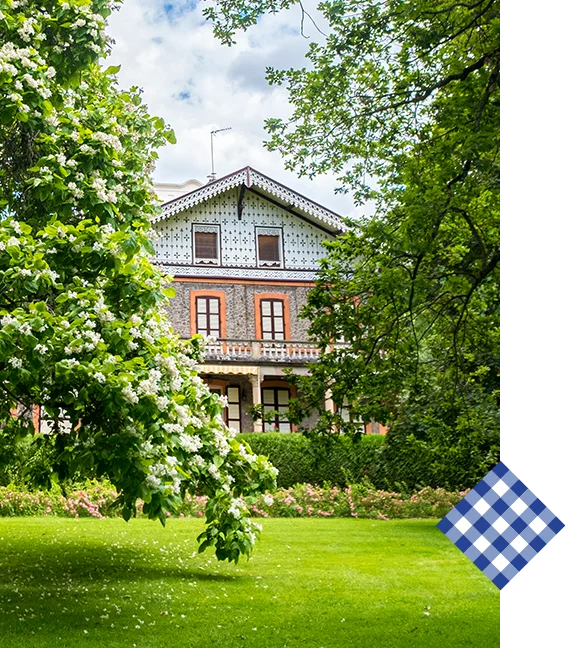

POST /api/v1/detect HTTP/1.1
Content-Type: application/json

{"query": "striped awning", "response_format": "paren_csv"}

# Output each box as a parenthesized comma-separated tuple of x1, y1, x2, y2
(197, 364, 259, 376)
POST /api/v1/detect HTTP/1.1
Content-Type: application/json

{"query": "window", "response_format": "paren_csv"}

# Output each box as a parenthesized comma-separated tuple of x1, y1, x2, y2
(39, 407, 73, 435)
(258, 235, 280, 264)
(226, 386, 241, 432)
(208, 385, 241, 432)
(196, 296, 221, 338)
(260, 299, 285, 340)
(262, 387, 291, 432)
(256, 228, 283, 267)
(335, 398, 365, 433)
(193, 226, 219, 264)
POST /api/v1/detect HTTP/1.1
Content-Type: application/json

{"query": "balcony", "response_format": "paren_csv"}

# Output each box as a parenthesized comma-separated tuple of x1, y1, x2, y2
(201, 339, 321, 364)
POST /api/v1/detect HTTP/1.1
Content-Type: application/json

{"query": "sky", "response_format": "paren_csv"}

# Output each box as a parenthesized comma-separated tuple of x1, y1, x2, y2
(106, 0, 362, 218)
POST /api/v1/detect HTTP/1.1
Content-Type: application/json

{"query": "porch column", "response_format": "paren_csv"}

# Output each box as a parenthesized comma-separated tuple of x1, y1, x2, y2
(250, 371, 263, 433)
(324, 389, 334, 413)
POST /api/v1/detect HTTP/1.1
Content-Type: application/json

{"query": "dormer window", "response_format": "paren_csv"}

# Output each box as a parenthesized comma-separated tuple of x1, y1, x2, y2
(193, 225, 220, 265)
(256, 227, 283, 267)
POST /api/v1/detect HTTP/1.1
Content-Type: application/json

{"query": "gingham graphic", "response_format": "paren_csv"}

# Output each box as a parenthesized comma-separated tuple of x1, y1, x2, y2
(437, 462, 564, 589)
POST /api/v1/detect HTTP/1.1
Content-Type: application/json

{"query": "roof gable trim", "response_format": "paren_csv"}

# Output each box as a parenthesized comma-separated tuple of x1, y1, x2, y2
(152, 167, 345, 232)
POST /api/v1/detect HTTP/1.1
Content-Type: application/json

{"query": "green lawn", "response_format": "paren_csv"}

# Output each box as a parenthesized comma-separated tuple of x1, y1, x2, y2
(0, 518, 498, 647)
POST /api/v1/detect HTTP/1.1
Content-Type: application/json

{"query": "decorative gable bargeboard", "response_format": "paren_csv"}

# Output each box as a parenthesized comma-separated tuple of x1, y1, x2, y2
(151, 167, 344, 282)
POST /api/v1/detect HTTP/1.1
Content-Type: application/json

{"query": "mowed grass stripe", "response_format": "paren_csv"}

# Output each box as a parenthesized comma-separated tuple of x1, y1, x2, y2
(0, 518, 499, 648)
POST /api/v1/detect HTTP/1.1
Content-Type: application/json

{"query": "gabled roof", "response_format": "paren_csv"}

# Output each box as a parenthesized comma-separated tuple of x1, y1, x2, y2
(151, 166, 346, 234)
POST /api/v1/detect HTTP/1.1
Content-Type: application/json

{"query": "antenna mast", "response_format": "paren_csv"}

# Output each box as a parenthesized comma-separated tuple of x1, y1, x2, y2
(209, 127, 232, 182)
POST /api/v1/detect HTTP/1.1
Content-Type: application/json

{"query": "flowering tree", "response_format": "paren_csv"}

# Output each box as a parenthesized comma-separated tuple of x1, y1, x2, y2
(0, 0, 276, 562)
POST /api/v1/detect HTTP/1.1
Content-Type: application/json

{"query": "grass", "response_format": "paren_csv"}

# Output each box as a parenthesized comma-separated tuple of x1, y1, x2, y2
(0, 518, 499, 647)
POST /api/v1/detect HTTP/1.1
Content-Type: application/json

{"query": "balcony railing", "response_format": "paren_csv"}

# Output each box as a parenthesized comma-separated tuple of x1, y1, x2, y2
(202, 339, 321, 363)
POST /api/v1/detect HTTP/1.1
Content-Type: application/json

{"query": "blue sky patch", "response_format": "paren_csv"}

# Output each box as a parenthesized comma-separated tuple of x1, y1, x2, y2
(162, 1, 198, 22)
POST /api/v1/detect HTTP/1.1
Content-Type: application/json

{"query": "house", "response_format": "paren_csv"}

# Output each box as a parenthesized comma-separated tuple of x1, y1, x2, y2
(151, 166, 364, 434)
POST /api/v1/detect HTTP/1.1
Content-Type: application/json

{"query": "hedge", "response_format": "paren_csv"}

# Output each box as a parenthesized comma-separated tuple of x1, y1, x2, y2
(1, 430, 496, 493)
(237, 433, 386, 489)
(238, 431, 498, 491)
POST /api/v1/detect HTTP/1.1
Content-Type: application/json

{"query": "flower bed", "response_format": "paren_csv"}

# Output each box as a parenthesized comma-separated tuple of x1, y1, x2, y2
(0, 481, 467, 520)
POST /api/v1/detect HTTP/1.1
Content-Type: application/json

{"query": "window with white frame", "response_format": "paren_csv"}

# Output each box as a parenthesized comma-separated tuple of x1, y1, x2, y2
(256, 227, 283, 267)
(196, 296, 221, 338)
(193, 225, 220, 265)
(335, 398, 365, 433)
(260, 299, 285, 340)
(226, 386, 241, 432)
(262, 387, 291, 432)
(39, 406, 73, 435)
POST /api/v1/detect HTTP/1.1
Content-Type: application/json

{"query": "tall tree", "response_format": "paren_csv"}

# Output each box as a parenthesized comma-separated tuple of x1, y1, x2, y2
(207, 0, 500, 485)
(0, 0, 276, 562)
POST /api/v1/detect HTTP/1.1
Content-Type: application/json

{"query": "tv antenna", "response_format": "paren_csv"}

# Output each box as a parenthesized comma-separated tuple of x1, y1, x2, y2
(208, 127, 232, 182)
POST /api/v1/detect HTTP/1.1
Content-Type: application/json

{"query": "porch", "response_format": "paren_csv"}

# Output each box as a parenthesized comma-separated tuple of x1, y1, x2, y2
(198, 364, 321, 433)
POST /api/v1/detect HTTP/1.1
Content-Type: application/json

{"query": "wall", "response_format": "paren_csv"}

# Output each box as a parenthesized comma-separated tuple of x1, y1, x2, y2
(152, 188, 333, 281)
(166, 280, 313, 341)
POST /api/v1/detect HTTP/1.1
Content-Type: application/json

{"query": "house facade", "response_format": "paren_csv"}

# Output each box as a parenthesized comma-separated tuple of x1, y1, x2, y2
(151, 166, 374, 434)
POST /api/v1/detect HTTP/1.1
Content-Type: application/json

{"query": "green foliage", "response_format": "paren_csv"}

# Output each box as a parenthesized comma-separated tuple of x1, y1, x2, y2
(0, 0, 275, 562)
(375, 426, 499, 492)
(207, 0, 500, 476)
(238, 433, 385, 488)
(238, 431, 493, 491)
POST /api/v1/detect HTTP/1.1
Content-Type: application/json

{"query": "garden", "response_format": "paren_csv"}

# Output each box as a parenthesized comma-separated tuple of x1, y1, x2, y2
(0, 0, 499, 646)
(0, 433, 500, 647)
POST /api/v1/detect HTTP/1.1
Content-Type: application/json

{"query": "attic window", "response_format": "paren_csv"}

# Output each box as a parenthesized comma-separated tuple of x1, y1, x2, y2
(256, 228, 283, 267)
(193, 225, 220, 265)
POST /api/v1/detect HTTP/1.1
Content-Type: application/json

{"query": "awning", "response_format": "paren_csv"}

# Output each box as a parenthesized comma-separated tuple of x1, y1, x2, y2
(198, 364, 259, 376)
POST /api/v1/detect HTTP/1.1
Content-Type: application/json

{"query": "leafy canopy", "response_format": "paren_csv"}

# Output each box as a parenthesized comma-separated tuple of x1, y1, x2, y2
(0, 0, 276, 562)
(207, 0, 500, 480)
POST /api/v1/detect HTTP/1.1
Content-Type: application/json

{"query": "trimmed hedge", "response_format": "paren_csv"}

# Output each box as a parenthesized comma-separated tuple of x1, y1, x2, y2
(374, 430, 499, 492)
(237, 433, 386, 489)
(237, 432, 497, 491)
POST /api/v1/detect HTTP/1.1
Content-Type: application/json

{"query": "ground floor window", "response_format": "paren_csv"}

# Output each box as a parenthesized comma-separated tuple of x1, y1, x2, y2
(334, 398, 365, 433)
(262, 387, 291, 432)
(226, 386, 241, 432)
(208, 384, 241, 432)
(39, 406, 73, 435)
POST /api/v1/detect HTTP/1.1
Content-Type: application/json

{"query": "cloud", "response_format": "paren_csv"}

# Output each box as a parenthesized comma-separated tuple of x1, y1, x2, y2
(107, 0, 366, 218)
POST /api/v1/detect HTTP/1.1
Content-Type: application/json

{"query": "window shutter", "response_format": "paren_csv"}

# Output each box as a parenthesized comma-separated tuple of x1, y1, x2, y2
(257, 235, 280, 262)
(194, 232, 218, 260)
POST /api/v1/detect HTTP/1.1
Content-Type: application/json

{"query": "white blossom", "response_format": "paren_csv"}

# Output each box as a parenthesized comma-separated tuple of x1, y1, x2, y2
(145, 474, 161, 489)
(122, 384, 139, 404)
(178, 434, 202, 453)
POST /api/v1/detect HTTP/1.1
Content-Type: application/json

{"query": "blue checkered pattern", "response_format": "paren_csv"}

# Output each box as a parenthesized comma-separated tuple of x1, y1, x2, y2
(437, 462, 564, 589)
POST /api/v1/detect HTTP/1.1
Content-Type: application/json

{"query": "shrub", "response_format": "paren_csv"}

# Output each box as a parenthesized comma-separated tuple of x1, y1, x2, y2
(0, 481, 465, 520)
(237, 433, 386, 488)
(237, 431, 496, 491)
(372, 430, 500, 492)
